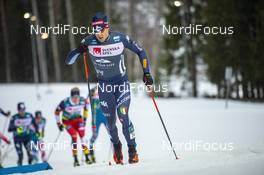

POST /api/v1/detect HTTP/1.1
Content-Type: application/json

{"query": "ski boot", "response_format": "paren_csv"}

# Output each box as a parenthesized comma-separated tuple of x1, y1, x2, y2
(17, 159, 22, 166)
(28, 156, 33, 165)
(73, 155, 80, 167)
(84, 153, 92, 165)
(128, 145, 139, 164)
(113, 141, 123, 164)
(89, 148, 96, 163)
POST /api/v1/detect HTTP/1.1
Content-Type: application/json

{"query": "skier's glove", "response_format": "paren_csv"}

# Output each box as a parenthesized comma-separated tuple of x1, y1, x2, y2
(77, 44, 87, 53)
(37, 131, 44, 138)
(57, 123, 64, 132)
(36, 131, 41, 138)
(6, 139, 11, 145)
(6, 111, 11, 117)
(143, 72, 154, 86)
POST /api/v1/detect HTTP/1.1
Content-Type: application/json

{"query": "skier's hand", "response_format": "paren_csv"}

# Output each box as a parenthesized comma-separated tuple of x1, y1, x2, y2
(92, 126, 97, 134)
(36, 131, 41, 138)
(143, 72, 153, 86)
(146, 85, 155, 97)
(57, 123, 64, 132)
(78, 44, 87, 53)
(143, 72, 154, 97)
(6, 111, 11, 117)
(2, 137, 11, 144)
(39, 131, 44, 138)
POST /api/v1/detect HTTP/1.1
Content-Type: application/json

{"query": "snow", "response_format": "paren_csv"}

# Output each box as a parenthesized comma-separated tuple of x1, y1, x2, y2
(0, 83, 264, 175)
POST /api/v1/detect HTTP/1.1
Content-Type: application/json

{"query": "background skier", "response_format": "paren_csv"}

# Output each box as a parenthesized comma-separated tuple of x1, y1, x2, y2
(31, 111, 47, 163)
(8, 102, 37, 166)
(54, 87, 92, 166)
(89, 86, 107, 163)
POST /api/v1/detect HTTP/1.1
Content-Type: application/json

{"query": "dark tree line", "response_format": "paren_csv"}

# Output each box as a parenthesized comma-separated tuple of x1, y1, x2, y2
(0, 0, 163, 84)
(163, 0, 264, 100)
(1, 0, 264, 100)
(203, 0, 264, 100)
(0, 0, 104, 83)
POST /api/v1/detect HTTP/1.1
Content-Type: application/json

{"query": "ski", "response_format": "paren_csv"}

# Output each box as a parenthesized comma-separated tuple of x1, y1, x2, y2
(89, 161, 128, 167)
(73, 160, 129, 168)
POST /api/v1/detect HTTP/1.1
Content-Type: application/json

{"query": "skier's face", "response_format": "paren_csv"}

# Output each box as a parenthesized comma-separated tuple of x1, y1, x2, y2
(71, 95, 80, 104)
(95, 27, 109, 42)
(35, 114, 41, 121)
(92, 89, 98, 97)
(18, 110, 25, 116)
(35, 116, 41, 123)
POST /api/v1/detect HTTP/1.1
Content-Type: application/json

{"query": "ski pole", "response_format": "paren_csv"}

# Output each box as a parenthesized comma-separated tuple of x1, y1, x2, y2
(81, 151, 85, 165)
(0, 117, 9, 162)
(83, 52, 95, 118)
(149, 91, 179, 160)
(1, 145, 14, 162)
(46, 131, 61, 161)
(0, 116, 9, 145)
(107, 142, 113, 165)
(1, 116, 9, 135)
(1, 135, 13, 162)
(0, 117, 9, 151)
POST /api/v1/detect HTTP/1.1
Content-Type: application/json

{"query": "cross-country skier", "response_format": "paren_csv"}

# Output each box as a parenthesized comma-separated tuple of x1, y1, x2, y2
(66, 12, 154, 164)
(54, 87, 92, 166)
(8, 102, 37, 166)
(89, 87, 107, 163)
(31, 111, 47, 163)
(0, 108, 11, 168)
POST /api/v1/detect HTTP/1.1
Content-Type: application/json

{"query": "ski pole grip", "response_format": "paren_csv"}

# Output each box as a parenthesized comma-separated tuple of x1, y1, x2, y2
(83, 52, 89, 81)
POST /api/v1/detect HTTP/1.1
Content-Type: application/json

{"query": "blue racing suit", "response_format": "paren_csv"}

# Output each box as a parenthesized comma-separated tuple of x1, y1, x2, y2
(89, 95, 106, 148)
(80, 31, 151, 147)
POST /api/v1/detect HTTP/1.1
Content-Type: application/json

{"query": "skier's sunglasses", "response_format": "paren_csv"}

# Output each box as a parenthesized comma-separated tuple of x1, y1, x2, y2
(94, 26, 108, 34)
(18, 109, 25, 112)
